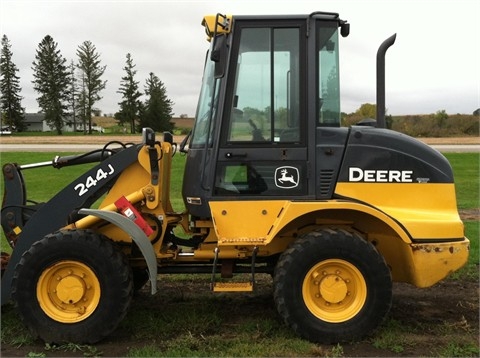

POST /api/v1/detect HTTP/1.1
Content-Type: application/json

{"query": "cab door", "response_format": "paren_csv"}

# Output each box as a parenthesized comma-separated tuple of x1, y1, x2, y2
(213, 20, 310, 199)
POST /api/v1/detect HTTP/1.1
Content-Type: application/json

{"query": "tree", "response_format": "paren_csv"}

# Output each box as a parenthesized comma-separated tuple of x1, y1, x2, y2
(434, 109, 448, 127)
(32, 35, 70, 134)
(138, 72, 174, 132)
(77, 71, 88, 133)
(356, 103, 377, 119)
(67, 60, 79, 132)
(0, 35, 25, 131)
(77, 41, 106, 134)
(116, 53, 142, 133)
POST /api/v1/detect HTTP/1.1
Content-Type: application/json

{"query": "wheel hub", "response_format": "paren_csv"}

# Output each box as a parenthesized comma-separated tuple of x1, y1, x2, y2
(37, 260, 101, 323)
(56, 275, 85, 304)
(319, 274, 348, 303)
(302, 259, 367, 323)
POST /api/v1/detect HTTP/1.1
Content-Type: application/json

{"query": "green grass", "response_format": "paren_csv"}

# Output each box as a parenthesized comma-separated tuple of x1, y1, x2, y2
(1, 152, 475, 208)
(0, 152, 187, 252)
(1, 153, 96, 203)
(444, 153, 479, 209)
(1, 152, 478, 279)
(0, 150, 478, 357)
(0, 151, 187, 207)
(435, 342, 480, 357)
(10, 131, 135, 137)
(457, 221, 479, 279)
(1, 152, 477, 253)
(443, 153, 479, 279)
(371, 319, 411, 353)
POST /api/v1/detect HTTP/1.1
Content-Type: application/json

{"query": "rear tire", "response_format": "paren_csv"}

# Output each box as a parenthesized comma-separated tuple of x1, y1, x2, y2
(274, 228, 392, 343)
(11, 229, 133, 344)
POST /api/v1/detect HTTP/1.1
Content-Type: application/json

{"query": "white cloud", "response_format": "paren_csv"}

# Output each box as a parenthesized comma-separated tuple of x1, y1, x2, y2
(1, 0, 478, 116)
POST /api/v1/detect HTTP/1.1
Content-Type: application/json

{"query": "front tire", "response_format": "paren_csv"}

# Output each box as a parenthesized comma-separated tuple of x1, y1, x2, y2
(11, 229, 133, 344)
(274, 228, 392, 343)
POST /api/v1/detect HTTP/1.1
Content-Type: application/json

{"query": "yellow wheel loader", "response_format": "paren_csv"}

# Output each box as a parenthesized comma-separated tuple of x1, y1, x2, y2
(1, 12, 469, 344)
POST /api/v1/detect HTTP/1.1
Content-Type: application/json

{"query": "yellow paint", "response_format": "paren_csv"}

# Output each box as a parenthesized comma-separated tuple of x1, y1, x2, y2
(209, 199, 469, 288)
(302, 259, 367, 323)
(209, 201, 285, 243)
(406, 240, 470, 287)
(212, 282, 253, 292)
(37, 260, 101, 323)
(209, 200, 412, 245)
(335, 182, 464, 240)
(202, 14, 232, 41)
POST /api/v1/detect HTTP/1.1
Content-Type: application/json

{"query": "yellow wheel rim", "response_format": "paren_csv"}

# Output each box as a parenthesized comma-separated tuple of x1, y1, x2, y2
(37, 260, 101, 323)
(302, 259, 367, 323)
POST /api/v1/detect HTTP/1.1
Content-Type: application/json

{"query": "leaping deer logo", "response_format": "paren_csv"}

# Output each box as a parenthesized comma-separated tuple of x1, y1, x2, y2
(275, 166, 299, 189)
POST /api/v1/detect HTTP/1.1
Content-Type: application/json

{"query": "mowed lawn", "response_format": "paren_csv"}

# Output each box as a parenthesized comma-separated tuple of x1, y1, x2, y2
(0, 150, 478, 357)
(0, 151, 478, 265)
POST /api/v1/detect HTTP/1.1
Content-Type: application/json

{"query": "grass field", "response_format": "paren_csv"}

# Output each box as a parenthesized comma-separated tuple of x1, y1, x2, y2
(0, 151, 478, 357)
(1, 152, 477, 253)
(0, 152, 478, 276)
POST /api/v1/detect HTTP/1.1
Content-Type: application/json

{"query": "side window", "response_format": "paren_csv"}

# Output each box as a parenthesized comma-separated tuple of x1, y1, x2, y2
(317, 24, 341, 127)
(227, 27, 301, 144)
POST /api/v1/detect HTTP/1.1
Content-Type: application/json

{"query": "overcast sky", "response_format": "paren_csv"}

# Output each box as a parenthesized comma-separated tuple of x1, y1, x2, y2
(1, 0, 479, 117)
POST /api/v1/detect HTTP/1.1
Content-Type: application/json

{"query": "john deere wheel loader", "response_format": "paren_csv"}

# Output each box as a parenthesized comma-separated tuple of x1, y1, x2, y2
(1, 12, 469, 344)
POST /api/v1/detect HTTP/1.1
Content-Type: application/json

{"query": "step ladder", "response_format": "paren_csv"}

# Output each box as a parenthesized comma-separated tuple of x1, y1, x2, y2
(210, 246, 258, 292)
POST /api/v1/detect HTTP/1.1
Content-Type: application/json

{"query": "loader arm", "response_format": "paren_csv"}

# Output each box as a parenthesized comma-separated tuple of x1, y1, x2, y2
(1, 144, 140, 304)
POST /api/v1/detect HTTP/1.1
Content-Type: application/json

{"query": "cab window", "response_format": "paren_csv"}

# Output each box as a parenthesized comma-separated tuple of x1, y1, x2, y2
(226, 27, 301, 144)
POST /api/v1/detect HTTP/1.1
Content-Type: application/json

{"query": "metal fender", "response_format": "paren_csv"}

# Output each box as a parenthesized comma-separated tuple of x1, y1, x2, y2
(79, 208, 157, 295)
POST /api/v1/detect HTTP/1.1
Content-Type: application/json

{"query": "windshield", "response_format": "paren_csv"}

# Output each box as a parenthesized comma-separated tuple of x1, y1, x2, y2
(191, 50, 220, 148)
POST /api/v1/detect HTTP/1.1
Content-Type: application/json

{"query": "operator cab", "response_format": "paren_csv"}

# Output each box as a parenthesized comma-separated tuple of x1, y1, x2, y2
(183, 12, 349, 218)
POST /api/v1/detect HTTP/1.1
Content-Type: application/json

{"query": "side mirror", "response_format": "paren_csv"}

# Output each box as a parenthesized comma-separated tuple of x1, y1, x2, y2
(211, 34, 227, 78)
(340, 22, 350, 37)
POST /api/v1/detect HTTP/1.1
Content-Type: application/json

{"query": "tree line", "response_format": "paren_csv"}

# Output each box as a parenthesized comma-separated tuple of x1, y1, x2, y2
(0, 34, 173, 134)
(342, 103, 479, 137)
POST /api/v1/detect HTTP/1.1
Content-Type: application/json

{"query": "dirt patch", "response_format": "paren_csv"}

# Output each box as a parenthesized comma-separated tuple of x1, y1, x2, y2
(460, 208, 480, 221)
(0, 134, 183, 145)
(418, 137, 480, 145)
(1, 277, 478, 357)
(1, 135, 479, 145)
(0, 134, 478, 356)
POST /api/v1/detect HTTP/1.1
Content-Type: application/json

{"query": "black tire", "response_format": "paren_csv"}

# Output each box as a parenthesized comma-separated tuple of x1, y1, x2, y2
(11, 229, 133, 344)
(273, 228, 392, 343)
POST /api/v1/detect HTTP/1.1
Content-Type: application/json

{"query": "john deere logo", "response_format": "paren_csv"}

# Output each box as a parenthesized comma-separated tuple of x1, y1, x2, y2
(275, 166, 299, 189)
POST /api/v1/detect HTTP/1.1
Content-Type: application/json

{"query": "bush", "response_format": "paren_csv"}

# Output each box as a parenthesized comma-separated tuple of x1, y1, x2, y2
(391, 114, 479, 137)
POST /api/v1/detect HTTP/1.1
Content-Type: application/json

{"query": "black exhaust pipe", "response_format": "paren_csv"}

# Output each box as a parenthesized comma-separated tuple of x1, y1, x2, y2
(376, 33, 396, 128)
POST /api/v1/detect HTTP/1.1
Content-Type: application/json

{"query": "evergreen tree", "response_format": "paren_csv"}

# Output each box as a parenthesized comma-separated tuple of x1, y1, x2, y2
(139, 72, 174, 132)
(67, 60, 79, 132)
(116, 53, 142, 133)
(78, 71, 88, 133)
(76, 41, 106, 133)
(32, 35, 70, 134)
(0, 35, 25, 131)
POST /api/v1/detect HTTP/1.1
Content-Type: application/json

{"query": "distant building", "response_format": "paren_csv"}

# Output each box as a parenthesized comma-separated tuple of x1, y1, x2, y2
(22, 113, 194, 132)
(172, 117, 194, 129)
(24, 113, 47, 131)
(23, 113, 104, 132)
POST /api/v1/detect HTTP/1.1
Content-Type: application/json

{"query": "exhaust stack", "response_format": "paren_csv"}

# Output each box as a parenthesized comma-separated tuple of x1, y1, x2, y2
(376, 33, 396, 128)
